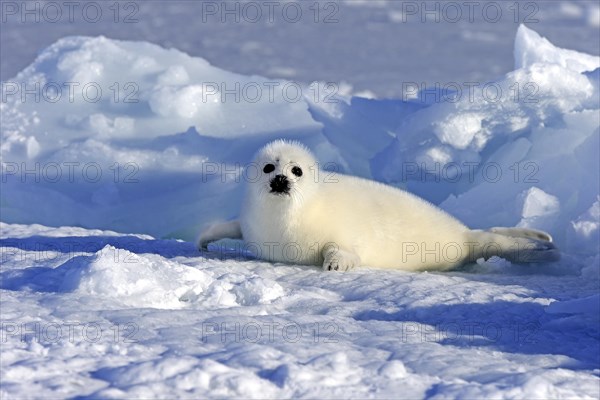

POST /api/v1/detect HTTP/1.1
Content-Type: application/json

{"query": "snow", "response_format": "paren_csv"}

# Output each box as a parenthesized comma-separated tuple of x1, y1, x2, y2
(1, 222, 599, 399)
(1, 17, 599, 400)
(371, 26, 599, 256)
(514, 24, 600, 73)
(517, 187, 561, 232)
(1, 224, 599, 398)
(2, 2, 599, 96)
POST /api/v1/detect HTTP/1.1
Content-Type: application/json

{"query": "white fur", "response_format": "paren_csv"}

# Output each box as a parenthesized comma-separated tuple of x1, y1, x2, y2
(199, 140, 559, 271)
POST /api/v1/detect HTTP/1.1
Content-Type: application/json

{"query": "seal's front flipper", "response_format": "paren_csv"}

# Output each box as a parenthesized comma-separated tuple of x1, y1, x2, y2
(197, 220, 242, 250)
(322, 245, 361, 272)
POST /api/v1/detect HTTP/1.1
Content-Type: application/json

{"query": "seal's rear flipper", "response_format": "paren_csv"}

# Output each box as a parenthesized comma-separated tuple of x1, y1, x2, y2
(467, 229, 560, 264)
(500, 238, 561, 263)
(488, 227, 553, 242)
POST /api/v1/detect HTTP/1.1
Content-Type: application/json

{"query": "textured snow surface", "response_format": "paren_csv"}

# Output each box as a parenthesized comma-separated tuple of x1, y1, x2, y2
(1, 17, 599, 400)
(1, 222, 599, 399)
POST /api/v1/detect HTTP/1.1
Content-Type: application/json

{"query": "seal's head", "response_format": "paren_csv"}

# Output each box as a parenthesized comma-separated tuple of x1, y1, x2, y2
(249, 140, 318, 204)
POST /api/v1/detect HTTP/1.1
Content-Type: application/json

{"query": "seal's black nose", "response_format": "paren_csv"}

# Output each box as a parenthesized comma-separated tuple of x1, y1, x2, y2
(270, 174, 289, 194)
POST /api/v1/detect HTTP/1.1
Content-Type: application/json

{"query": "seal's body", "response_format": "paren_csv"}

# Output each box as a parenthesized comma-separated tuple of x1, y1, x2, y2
(199, 140, 559, 271)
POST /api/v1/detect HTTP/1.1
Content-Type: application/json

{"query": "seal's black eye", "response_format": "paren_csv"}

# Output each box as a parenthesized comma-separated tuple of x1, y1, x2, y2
(263, 164, 275, 174)
(291, 166, 303, 177)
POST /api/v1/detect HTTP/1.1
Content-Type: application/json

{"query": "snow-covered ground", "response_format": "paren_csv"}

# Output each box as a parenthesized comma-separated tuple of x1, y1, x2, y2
(1, 2, 599, 398)
(1, 222, 599, 398)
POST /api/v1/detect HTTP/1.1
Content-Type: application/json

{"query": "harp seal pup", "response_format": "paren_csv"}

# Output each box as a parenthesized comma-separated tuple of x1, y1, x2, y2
(198, 140, 559, 271)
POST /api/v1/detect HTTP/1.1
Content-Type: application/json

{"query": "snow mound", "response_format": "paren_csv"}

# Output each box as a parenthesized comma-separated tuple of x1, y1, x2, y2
(372, 26, 599, 262)
(58, 245, 209, 309)
(11, 244, 286, 309)
(4, 36, 317, 143)
(514, 24, 600, 72)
